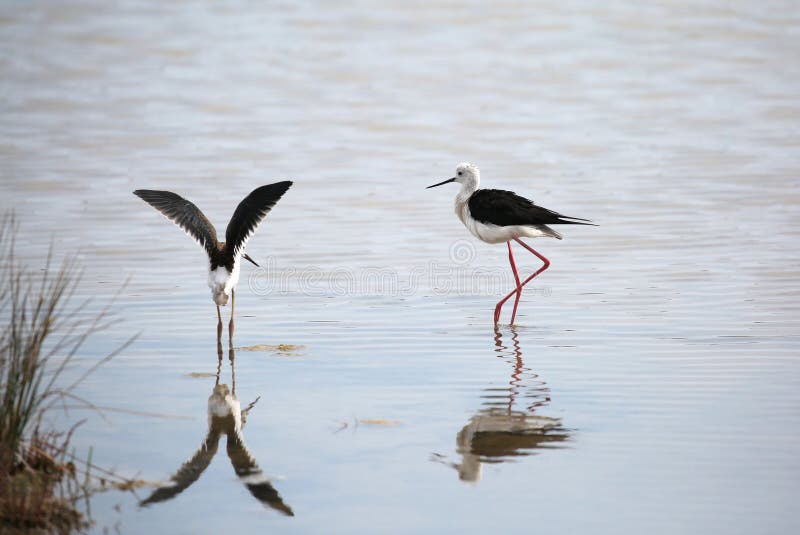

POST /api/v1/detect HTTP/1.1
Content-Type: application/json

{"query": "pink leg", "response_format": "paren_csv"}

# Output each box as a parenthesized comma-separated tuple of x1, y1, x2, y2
(493, 239, 551, 325)
(508, 243, 523, 324)
(494, 242, 522, 324)
(493, 242, 523, 325)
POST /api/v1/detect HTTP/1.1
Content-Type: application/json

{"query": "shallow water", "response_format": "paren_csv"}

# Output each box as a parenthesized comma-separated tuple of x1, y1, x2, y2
(2, 1, 799, 533)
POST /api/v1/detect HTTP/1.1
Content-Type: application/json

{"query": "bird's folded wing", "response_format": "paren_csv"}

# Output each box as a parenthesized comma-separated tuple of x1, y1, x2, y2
(134, 190, 220, 257)
(469, 189, 594, 226)
(225, 181, 293, 261)
(139, 432, 220, 506)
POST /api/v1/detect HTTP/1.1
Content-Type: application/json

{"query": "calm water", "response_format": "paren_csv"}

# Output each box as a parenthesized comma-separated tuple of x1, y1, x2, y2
(2, 1, 799, 533)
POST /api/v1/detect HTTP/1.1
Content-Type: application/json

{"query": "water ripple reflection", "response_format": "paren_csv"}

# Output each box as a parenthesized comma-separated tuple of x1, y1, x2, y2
(140, 350, 293, 517)
(434, 328, 570, 482)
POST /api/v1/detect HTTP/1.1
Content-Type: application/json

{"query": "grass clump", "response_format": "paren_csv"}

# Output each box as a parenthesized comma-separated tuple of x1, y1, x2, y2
(0, 215, 131, 533)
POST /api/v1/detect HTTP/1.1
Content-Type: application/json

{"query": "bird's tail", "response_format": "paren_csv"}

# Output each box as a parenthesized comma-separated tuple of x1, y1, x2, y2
(554, 215, 598, 226)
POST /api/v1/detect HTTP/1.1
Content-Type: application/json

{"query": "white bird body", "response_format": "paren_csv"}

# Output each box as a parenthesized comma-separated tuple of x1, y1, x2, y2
(209, 261, 240, 306)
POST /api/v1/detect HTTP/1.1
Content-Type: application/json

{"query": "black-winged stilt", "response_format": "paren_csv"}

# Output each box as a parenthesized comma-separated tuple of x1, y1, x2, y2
(134, 182, 292, 347)
(427, 163, 594, 324)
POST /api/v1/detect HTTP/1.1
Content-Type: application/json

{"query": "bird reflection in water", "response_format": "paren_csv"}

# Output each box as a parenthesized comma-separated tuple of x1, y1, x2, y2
(434, 327, 570, 482)
(140, 349, 293, 516)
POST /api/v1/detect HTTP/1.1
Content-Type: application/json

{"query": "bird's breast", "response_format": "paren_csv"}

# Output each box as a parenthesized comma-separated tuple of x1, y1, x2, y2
(209, 265, 231, 287)
(454, 196, 471, 227)
(208, 263, 239, 305)
(454, 197, 485, 240)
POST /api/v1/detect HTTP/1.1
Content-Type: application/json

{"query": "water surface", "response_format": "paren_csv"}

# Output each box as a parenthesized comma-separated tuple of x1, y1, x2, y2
(1, 1, 799, 533)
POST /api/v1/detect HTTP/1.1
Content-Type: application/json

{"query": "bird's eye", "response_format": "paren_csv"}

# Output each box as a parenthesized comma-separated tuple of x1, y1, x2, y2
(457, 171, 463, 176)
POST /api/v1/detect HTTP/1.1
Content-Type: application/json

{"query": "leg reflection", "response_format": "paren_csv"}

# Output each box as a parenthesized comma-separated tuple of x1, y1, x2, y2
(435, 327, 570, 483)
(228, 289, 235, 350)
(216, 305, 223, 355)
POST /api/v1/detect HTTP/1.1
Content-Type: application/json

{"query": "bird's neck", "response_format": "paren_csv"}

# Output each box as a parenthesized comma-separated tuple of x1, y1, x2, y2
(454, 180, 478, 224)
(456, 179, 478, 204)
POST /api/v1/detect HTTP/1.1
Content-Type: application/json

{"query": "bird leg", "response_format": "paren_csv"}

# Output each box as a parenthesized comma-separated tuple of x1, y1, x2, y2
(494, 241, 523, 324)
(494, 241, 524, 325)
(228, 290, 235, 350)
(217, 305, 223, 356)
(508, 241, 523, 325)
(514, 238, 551, 271)
(493, 239, 551, 325)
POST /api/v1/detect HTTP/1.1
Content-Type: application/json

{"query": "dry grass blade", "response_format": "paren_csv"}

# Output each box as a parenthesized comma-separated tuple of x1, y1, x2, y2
(0, 213, 137, 533)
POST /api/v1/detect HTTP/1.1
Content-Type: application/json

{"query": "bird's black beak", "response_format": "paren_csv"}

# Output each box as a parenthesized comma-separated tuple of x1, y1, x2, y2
(426, 177, 456, 189)
(243, 253, 260, 267)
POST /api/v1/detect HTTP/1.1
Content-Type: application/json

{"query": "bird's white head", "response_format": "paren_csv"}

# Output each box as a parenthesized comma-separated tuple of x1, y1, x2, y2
(454, 162, 479, 189)
(426, 162, 480, 193)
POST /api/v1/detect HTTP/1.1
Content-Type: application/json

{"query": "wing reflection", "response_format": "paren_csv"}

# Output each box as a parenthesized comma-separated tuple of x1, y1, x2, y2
(141, 350, 293, 516)
(439, 327, 571, 483)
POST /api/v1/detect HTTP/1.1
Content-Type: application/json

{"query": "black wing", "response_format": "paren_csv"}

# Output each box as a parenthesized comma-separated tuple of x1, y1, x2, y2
(227, 430, 294, 516)
(225, 181, 293, 260)
(468, 189, 594, 227)
(134, 190, 219, 258)
(139, 431, 221, 506)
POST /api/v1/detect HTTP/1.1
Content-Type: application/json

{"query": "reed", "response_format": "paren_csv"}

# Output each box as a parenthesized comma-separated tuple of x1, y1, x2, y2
(0, 214, 132, 533)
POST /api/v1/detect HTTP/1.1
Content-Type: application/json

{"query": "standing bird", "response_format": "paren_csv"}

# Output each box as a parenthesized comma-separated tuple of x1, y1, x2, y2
(134, 182, 292, 347)
(427, 163, 594, 324)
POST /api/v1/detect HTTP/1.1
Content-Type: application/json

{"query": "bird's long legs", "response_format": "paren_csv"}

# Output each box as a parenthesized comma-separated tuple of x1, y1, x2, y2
(493, 238, 551, 325)
(216, 292, 237, 353)
(507, 242, 523, 325)
(228, 290, 235, 350)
